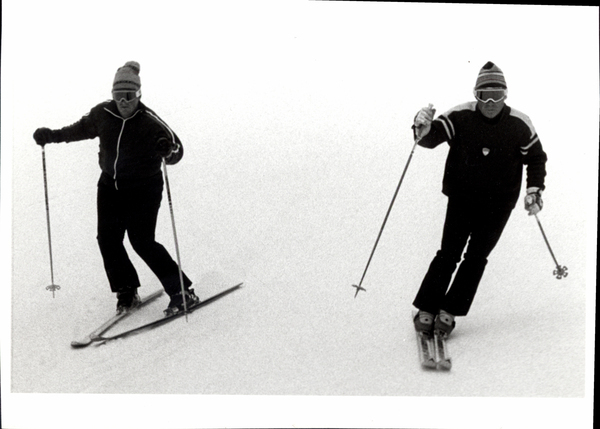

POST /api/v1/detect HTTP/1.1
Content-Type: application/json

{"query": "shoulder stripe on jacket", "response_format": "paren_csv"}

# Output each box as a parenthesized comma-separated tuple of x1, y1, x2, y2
(436, 102, 477, 141)
(145, 110, 181, 154)
(509, 107, 537, 137)
(510, 108, 540, 155)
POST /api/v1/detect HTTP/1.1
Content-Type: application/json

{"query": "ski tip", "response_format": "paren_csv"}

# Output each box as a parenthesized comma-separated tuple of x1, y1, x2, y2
(70, 338, 92, 348)
(71, 334, 106, 347)
(437, 361, 452, 371)
(421, 360, 437, 370)
(220, 282, 243, 291)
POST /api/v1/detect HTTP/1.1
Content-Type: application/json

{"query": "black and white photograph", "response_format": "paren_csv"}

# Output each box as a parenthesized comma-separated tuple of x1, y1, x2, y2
(1, 1, 597, 428)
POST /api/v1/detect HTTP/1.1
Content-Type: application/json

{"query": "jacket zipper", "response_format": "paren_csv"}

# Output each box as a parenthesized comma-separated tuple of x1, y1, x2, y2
(113, 119, 127, 190)
(103, 107, 141, 190)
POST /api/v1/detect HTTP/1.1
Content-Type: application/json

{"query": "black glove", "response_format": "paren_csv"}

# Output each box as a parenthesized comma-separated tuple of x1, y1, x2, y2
(156, 137, 176, 157)
(33, 128, 55, 146)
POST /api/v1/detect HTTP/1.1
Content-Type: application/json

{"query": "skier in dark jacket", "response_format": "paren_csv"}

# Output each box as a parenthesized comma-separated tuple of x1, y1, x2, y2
(412, 61, 547, 337)
(34, 61, 198, 316)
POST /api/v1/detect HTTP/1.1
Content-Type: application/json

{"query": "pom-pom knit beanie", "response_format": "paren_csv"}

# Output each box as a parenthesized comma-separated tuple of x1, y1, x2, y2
(474, 61, 507, 90)
(113, 61, 141, 91)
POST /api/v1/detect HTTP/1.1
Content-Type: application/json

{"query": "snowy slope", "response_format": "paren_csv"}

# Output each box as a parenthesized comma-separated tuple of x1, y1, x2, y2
(10, 133, 590, 394)
(3, 2, 597, 429)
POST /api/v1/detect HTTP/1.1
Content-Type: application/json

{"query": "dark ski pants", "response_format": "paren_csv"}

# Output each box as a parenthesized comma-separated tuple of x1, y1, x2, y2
(96, 176, 191, 297)
(413, 195, 513, 316)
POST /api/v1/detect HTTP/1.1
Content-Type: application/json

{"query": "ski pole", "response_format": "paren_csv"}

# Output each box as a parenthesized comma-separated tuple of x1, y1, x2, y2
(352, 128, 424, 298)
(534, 214, 568, 279)
(41, 145, 61, 297)
(162, 158, 189, 320)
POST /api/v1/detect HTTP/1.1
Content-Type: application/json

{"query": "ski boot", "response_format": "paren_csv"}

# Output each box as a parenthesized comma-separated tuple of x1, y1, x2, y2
(414, 310, 435, 336)
(116, 289, 141, 314)
(164, 288, 200, 317)
(434, 310, 456, 338)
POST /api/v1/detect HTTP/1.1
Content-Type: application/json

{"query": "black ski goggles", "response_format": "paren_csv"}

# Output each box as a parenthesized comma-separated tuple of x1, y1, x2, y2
(474, 88, 507, 103)
(112, 89, 141, 103)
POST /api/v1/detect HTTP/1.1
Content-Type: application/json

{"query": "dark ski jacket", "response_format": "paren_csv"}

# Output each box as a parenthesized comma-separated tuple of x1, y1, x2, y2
(51, 100, 183, 190)
(418, 102, 547, 208)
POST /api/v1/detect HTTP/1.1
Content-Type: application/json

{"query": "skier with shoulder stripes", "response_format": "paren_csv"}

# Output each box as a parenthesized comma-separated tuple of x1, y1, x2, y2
(412, 61, 548, 337)
(33, 61, 199, 316)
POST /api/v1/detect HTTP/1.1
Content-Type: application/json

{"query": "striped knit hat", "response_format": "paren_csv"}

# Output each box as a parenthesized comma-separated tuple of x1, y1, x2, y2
(112, 61, 141, 91)
(474, 61, 507, 90)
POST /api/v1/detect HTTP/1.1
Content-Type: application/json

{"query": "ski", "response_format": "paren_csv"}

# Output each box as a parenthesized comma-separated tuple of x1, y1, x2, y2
(433, 331, 452, 370)
(71, 289, 164, 348)
(91, 283, 243, 345)
(413, 311, 453, 370)
(416, 331, 437, 369)
(413, 311, 436, 369)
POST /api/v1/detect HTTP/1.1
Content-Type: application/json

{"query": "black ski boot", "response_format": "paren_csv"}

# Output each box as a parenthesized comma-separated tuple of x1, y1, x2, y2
(116, 289, 141, 314)
(164, 288, 200, 317)
(414, 310, 435, 336)
(434, 310, 456, 338)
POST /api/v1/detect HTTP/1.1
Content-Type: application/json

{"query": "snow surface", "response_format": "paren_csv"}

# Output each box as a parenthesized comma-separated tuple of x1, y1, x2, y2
(2, 2, 597, 428)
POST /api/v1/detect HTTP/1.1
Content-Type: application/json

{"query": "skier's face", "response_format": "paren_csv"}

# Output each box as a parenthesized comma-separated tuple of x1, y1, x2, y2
(113, 90, 140, 118)
(477, 99, 505, 118)
(115, 97, 139, 118)
(474, 87, 506, 119)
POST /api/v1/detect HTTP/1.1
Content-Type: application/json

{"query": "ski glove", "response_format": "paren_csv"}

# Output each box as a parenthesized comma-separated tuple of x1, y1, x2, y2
(156, 137, 176, 158)
(33, 127, 55, 146)
(413, 104, 436, 140)
(524, 188, 543, 216)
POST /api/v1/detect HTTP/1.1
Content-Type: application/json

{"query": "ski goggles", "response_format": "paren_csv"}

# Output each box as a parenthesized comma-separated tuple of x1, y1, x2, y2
(474, 88, 507, 103)
(112, 89, 141, 103)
